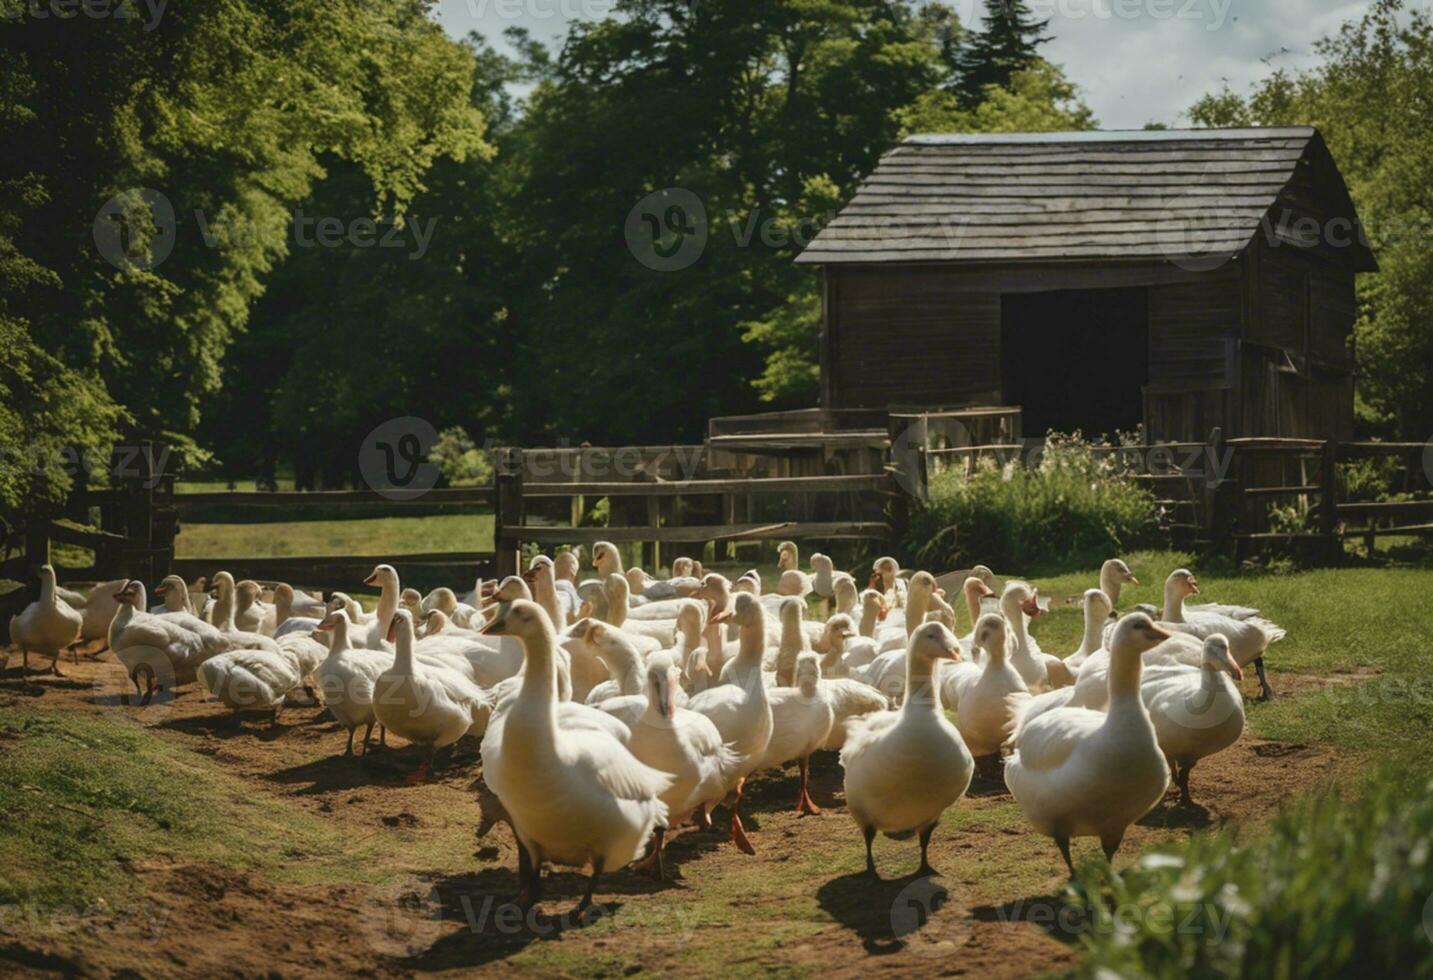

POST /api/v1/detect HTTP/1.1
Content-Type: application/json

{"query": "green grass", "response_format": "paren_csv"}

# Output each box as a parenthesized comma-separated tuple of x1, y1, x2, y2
(1025, 550, 1433, 767)
(175, 513, 495, 558)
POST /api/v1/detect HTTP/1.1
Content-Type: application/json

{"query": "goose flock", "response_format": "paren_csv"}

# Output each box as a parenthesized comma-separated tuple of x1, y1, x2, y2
(8, 544, 1286, 911)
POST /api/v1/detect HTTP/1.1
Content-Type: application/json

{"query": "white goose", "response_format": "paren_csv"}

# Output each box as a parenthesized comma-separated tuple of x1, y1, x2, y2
(759, 652, 834, 815)
(1141, 634, 1246, 806)
(108, 580, 230, 703)
(55, 576, 127, 646)
(1063, 589, 1113, 671)
(9, 565, 82, 675)
(1099, 558, 1139, 613)
(1153, 569, 1285, 700)
(1005, 614, 1173, 875)
(684, 592, 774, 855)
(482, 599, 671, 915)
(623, 654, 740, 879)
(371, 609, 494, 782)
(1000, 582, 1073, 692)
(209, 573, 281, 654)
(583, 622, 647, 708)
(841, 621, 973, 877)
(311, 610, 392, 755)
(941, 613, 1029, 773)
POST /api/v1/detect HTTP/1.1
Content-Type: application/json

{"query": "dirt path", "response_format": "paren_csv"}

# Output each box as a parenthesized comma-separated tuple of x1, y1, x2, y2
(0, 652, 1352, 978)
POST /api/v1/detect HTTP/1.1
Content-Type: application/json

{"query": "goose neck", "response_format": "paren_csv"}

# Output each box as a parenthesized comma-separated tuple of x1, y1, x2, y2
(1079, 608, 1105, 656)
(376, 579, 399, 635)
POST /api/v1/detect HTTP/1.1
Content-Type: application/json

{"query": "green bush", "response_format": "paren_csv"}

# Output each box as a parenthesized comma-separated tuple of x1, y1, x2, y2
(904, 431, 1158, 572)
(1072, 772, 1433, 978)
(428, 426, 493, 487)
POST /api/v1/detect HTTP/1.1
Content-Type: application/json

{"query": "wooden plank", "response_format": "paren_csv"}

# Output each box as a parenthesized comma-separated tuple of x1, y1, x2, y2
(1243, 485, 1321, 497)
(170, 553, 496, 588)
(49, 520, 130, 548)
(706, 432, 889, 452)
(509, 522, 891, 545)
(172, 487, 495, 510)
(1338, 522, 1433, 538)
(523, 474, 893, 497)
(1336, 500, 1433, 521)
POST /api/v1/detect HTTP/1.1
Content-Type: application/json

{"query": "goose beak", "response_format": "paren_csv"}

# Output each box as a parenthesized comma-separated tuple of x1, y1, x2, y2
(1127, 574, 1140, 585)
(1188, 578, 1200, 595)
(385, 620, 398, 643)
(1021, 593, 1043, 617)
(363, 573, 378, 586)
(1151, 623, 1173, 641)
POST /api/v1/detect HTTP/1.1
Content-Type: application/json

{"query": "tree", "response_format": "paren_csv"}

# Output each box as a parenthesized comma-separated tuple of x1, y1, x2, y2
(1188, 0, 1433, 438)
(897, 60, 1095, 135)
(952, 0, 1051, 107)
(0, 0, 490, 486)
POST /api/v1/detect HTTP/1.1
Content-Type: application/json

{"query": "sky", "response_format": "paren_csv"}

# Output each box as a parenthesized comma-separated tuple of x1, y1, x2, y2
(432, 0, 1383, 129)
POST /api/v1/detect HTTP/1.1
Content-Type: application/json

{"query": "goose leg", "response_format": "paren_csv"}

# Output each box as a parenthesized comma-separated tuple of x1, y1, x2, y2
(863, 825, 877, 876)
(693, 805, 711, 831)
(50, 652, 64, 677)
(796, 756, 822, 816)
(1176, 763, 1194, 807)
(1055, 834, 1075, 878)
(575, 859, 604, 922)
(514, 843, 538, 910)
(1254, 657, 1275, 700)
(360, 720, 375, 754)
(729, 780, 755, 855)
(344, 727, 356, 757)
(404, 748, 435, 784)
(630, 827, 666, 879)
(1101, 832, 1124, 864)
(20, 645, 28, 674)
(918, 823, 938, 878)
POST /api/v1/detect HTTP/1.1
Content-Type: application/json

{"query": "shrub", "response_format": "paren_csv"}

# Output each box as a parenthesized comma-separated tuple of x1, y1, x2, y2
(1071, 772, 1433, 977)
(427, 426, 493, 487)
(904, 431, 1158, 572)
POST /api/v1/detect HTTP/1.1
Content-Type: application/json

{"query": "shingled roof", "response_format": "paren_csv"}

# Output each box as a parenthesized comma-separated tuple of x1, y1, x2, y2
(796, 127, 1374, 269)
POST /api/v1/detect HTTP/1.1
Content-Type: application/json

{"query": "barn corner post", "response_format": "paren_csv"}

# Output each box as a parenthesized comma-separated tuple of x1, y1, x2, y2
(494, 447, 525, 579)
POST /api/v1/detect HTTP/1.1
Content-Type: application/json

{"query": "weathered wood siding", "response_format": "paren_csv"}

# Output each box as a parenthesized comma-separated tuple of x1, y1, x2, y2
(825, 266, 1000, 409)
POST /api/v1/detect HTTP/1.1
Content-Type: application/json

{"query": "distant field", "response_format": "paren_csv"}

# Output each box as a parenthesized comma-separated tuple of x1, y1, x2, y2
(174, 514, 495, 558)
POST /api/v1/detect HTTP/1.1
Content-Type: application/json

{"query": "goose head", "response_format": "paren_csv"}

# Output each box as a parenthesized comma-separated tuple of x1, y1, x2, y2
(671, 556, 694, 578)
(777, 541, 799, 572)
(694, 573, 733, 623)
(963, 575, 997, 625)
(870, 556, 900, 591)
(644, 654, 681, 720)
(592, 541, 621, 578)
(1201, 634, 1243, 681)
(478, 593, 550, 639)
(385, 607, 416, 646)
(1108, 612, 1172, 660)
(554, 550, 580, 582)
(908, 621, 962, 666)
(314, 608, 350, 634)
(776, 570, 808, 596)
(423, 586, 457, 615)
(492, 576, 533, 604)
(971, 565, 997, 591)
(794, 651, 822, 695)
(424, 609, 452, 635)
(155, 574, 190, 611)
(735, 569, 761, 595)
(860, 588, 888, 625)
(1001, 581, 1044, 621)
(624, 566, 650, 594)
(603, 572, 630, 620)
(674, 599, 707, 641)
(236, 579, 263, 611)
(113, 579, 145, 608)
(731, 591, 763, 631)
(832, 574, 858, 614)
(363, 563, 399, 591)
(973, 612, 1007, 661)
(1167, 568, 1200, 600)
(810, 552, 834, 576)
(1101, 558, 1139, 593)
(821, 614, 855, 648)
(907, 570, 936, 602)
(778, 596, 804, 630)
(400, 587, 424, 618)
(1083, 588, 1113, 622)
(209, 570, 236, 599)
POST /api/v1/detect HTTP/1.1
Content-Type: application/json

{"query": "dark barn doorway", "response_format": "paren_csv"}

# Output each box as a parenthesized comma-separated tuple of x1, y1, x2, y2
(1001, 287, 1149, 439)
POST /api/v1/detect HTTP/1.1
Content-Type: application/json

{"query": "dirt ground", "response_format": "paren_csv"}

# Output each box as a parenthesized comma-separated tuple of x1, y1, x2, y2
(0, 650, 1352, 979)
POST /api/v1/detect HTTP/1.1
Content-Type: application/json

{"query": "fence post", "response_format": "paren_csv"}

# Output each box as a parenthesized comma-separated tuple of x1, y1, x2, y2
(117, 440, 157, 587)
(1204, 427, 1232, 552)
(1319, 440, 1339, 560)
(23, 506, 51, 599)
(152, 462, 177, 581)
(494, 447, 524, 579)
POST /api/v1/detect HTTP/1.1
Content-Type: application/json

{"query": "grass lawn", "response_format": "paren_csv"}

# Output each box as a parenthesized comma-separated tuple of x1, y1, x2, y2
(174, 513, 495, 558)
(2, 549, 1430, 976)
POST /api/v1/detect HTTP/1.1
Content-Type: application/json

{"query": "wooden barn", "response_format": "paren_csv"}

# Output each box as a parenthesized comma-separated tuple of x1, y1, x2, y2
(796, 127, 1377, 443)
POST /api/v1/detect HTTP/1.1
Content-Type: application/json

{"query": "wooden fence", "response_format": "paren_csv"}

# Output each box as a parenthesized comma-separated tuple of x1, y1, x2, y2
(6, 425, 1430, 614)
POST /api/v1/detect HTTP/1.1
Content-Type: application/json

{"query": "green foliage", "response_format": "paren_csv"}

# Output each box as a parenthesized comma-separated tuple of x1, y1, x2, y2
(0, 0, 490, 500)
(905, 431, 1158, 572)
(1071, 769, 1433, 978)
(897, 60, 1095, 135)
(427, 426, 493, 486)
(1189, 0, 1433, 439)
